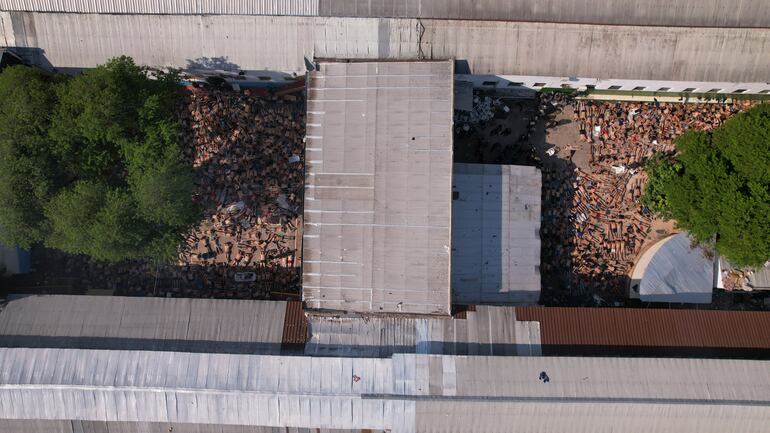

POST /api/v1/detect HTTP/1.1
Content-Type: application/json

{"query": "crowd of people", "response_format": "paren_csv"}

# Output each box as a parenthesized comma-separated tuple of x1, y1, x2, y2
(539, 94, 760, 300)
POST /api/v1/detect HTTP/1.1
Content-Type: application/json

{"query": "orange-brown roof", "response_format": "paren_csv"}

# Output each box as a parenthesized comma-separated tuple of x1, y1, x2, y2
(517, 307, 770, 356)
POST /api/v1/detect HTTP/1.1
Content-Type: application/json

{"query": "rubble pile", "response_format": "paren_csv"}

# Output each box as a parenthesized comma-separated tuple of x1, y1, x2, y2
(539, 94, 759, 297)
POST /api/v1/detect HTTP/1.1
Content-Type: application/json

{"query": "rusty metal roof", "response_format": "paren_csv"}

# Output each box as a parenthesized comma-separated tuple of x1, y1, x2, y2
(516, 307, 770, 356)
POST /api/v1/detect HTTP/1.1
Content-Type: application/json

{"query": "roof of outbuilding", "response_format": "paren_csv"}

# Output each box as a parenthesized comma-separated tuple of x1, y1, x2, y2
(302, 60, 454, 315)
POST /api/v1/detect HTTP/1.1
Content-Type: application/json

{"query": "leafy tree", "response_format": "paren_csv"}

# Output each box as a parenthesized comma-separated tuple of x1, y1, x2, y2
(640, 152, 680, 218)
(0, 57, 197, 262)
(130, 149, 199, 228)
(0, 66, 63, 247)
(643, 104, 770, 268)
(45, 181, 108, 255)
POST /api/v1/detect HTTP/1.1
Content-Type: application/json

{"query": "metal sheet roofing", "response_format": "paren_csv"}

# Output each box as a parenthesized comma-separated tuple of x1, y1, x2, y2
(302, 61, 454, 315)
(516, 306, 770, 357)
(4, 13, 770, 83)
(0, 0, 319, 15)
(305, 306, 541, 357)
(5, 0, 770, 28)
(0, 348, 403, 430)
(0, 420, 379, 433)
(2, 349, 770, 432)
(451, 164, 541, 305)
(638, 233, 714, 303)
(0, 295, 295, 353)
(317, 0, 770, 27)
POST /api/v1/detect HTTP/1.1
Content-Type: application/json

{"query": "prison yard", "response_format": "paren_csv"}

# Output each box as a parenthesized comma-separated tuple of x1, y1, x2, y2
(0, 59, 768, 310)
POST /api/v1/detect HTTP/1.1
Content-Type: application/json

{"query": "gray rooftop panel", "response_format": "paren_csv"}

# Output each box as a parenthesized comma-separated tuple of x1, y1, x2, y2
(451, 164, 541, 305)
(303, 61, 454, 315)
(0, 295, 288, 353)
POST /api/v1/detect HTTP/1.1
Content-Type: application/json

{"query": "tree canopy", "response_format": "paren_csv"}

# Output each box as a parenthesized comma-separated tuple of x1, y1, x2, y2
(0, 57, 198, 262)
(642, 104, 770, 268)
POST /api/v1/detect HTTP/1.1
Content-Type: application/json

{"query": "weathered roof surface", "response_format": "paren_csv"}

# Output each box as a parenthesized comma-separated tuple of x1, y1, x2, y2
(637, 233, 714, 303)
(0, 295, 302, 353)
(0, 420, 377, 433)
(303, 60, 454, 315)
(317, 0, 770, 27)
(4, 13, 770, 83)
(0, 0, 319, 15)
(0, 348, 404, 431)
(4, 0, 770, 28)
(305, 306, 541, 357)
(2, 349, 770, 432)
(451, 164, 541, 305)
(516, 306, 770, 357)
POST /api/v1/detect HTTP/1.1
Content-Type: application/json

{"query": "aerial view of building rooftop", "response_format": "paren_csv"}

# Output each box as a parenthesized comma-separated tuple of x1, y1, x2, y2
(0, 1, 769, 432)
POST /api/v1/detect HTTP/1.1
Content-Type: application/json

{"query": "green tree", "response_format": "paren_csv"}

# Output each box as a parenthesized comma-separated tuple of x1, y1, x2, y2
(45, 181, 108, 255)
(640, 152, 681, 218)
(0, 66, 63, 247)
(643, 104, 770, 268)
(130, 149, 199, 228)
(0, 57, 197, 262)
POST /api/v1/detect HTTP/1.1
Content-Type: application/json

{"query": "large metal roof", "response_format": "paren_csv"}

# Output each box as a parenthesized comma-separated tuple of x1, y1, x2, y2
(0, 295, 299, 353)
(3, 13, 770, 83)
(0, 420, 377, 433)
(451, 164, 541, 305)
(302, 60, 454, 315)
(2, 348, 770, 432)
(4, 0, 770, 28)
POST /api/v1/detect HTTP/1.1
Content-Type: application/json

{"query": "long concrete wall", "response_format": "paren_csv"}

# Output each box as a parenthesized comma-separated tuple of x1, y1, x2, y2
(3, 0, 770, 27)
(3, 12, 770, 84)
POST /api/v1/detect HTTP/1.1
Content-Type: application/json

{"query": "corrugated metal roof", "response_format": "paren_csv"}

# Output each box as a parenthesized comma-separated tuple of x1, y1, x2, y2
(305, 306, 541, 357)
(0, 295, 291, 353)
(0, 0, 319, 15)
(281, 300, 309, 345)
(6, 0, 770, 28)
(516, 306, 770, 356)
(637, 233, 714, 303)
(2, 349, 770, 432)
(0, 348, 401, 430)
(302, 61, 454, 315)
(451, 164, 541, 305)
(5, 13, 770, 82)
(317, 0, 770, 28)
(0, 420, 380, 433)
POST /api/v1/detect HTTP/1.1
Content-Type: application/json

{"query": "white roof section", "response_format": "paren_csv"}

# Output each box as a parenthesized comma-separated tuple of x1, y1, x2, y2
(305, 306, 541, 357)
(638, 233, 714, 303)
(451, 164, 541, 304)
(302, 61, 454, 315)
(0, 295, 288, 353)
(2, 348, 770, 432)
